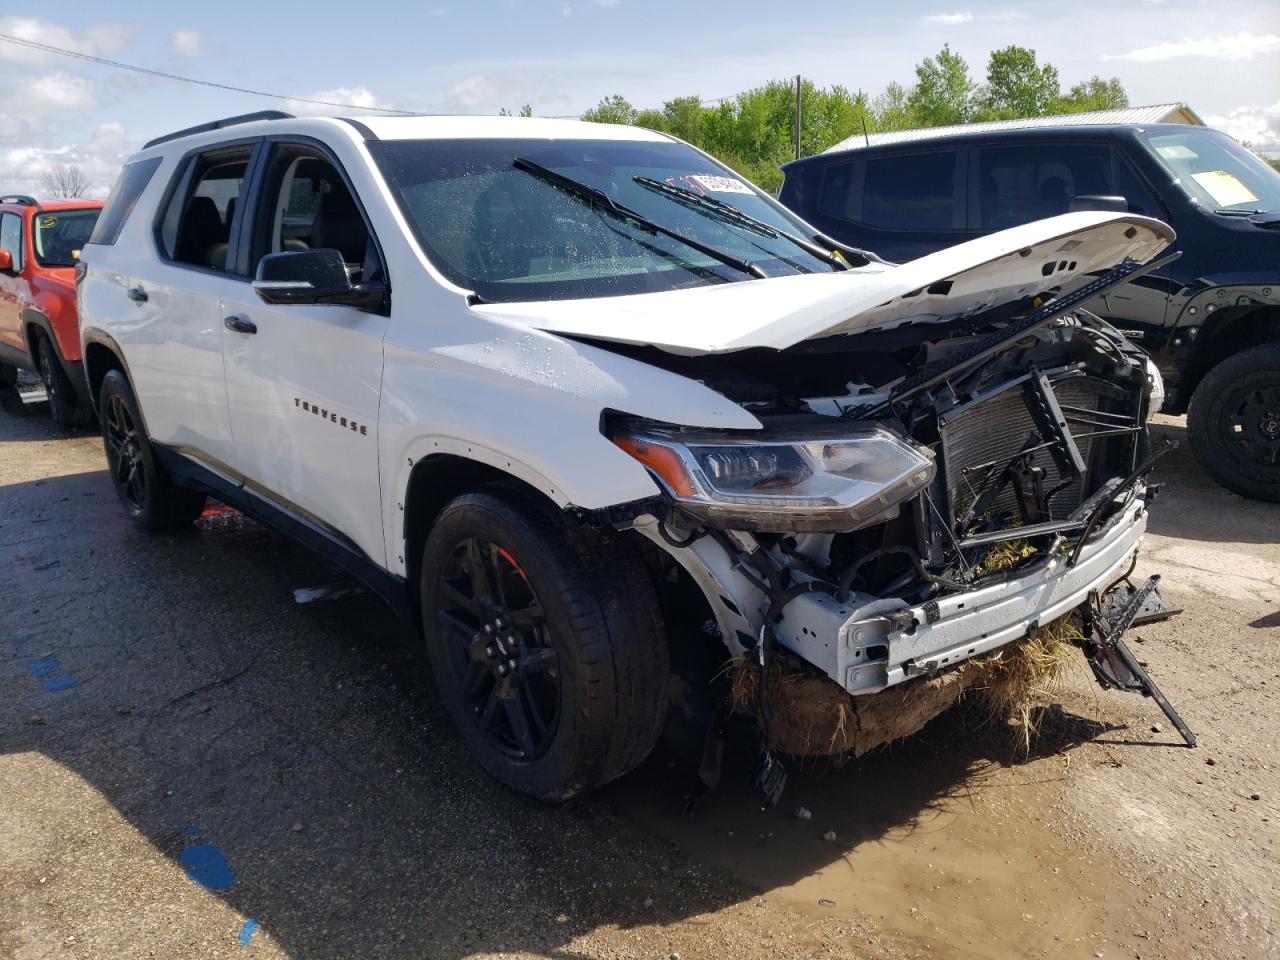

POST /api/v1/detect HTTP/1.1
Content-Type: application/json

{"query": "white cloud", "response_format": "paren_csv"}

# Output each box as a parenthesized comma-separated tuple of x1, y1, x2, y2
(0, 120, 138, 196)
(596, 0, 621, 7)
(562, 2, 573, 15)
(18, 72, 97, 113)
(171, 28, 204, 58)
(0, 16, 135, 64)
(1206, 101, 1280, 155)
(1106, 33, 1280, 63)
(437, 71, 571, 114)
(922, 12, 973, 25)
(280, 86, 396, 116)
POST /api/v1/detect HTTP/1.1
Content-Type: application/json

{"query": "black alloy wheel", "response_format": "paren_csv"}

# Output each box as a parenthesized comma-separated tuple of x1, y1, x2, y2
(37, 334, 83, 429)
(103, 389, 147, 511)
(97, 369, 207, 530)
(437, 537, 561, 760)
(1188, 342, 1280, 502)
(419, 487, 670, 800)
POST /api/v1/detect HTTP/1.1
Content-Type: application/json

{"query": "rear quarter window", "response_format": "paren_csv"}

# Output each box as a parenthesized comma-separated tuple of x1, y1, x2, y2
(89, 156, 163, 245)
(814, 151, 961, 232)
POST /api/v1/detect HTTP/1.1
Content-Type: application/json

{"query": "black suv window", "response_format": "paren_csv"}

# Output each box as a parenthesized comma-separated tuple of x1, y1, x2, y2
(250, 148, 379, 284)
(0, 212, 21, 271)
(161, 147, 252, 274)
(977, 143, 1111, 229)
(863, 151, 959, 230)
(90, 156, 162, 246)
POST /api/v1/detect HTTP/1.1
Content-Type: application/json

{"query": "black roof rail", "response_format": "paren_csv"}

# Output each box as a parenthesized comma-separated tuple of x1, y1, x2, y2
(143, 110, 295, 150)
(0, 194, 38, 206)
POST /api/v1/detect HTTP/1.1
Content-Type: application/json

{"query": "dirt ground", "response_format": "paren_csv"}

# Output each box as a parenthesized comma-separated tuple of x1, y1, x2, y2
(1, 392, 1276, 960)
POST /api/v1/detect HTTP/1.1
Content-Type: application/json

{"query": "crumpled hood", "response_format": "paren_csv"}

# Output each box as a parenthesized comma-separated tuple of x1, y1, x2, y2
(470, 212, 1174, 355)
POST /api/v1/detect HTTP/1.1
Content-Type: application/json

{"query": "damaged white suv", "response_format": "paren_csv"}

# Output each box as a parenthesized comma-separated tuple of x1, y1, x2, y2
(79, 112, 1191, 801)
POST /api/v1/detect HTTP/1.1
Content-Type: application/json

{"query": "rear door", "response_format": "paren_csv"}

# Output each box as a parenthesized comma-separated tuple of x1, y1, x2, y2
(122, 143, 257, 470)
(217, 139, 390, 565)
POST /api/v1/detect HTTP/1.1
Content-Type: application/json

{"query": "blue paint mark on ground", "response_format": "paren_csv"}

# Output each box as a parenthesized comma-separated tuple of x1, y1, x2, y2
(12, 635, 32, 653)
(237, 919, 258, 947)
(178, 844, 236, 892)
(27, 655, 76, 692)
(185, 826, 200, 836)
(27, 657, 59, 677)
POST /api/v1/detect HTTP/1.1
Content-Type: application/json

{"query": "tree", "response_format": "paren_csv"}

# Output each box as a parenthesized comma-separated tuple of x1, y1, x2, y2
(498, 104, 533, 117)
(907, 44, 975, 127)
(976, 46, 1060, 121)
(871, 82, 913, 132)
(581, 94, 638, 125)
(42, 163, 89, 199)
(1055, 76, 1130, 114)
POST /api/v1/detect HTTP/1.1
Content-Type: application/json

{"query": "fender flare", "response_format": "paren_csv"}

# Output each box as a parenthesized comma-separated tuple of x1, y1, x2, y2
(20, 308, 91, 406)
(79, 328, 137, 418)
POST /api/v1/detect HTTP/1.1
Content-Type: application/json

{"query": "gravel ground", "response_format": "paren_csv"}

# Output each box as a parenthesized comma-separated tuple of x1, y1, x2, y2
(1, 397, 1276, 960)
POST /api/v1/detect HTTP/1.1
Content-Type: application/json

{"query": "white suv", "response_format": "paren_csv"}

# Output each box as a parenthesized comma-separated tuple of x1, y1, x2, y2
(78, 111, 1181, 800)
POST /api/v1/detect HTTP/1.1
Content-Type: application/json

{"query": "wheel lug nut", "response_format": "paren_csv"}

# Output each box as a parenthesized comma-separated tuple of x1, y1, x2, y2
(497, 664, 508, 676)
(485, 646, 494, 657)
(483, 624, 493, 634)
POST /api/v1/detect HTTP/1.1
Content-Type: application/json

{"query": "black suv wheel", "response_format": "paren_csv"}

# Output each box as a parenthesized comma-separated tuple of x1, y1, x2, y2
(419, 486, 669, 800)
(1188, 342, 1280, 502)
(99, 369, 207, 530)
(37, 334, 88, 429)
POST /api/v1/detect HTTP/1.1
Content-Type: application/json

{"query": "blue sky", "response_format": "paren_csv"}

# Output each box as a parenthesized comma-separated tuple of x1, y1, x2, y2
(2, 0, 1277, 193)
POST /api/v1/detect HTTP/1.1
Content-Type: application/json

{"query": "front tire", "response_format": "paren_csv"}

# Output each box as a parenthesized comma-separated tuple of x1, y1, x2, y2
(419, 486, 669, 800)
(1187, 342, 1280, 502)
(37, 334, 87, 429)
(99, 369, 207, 531)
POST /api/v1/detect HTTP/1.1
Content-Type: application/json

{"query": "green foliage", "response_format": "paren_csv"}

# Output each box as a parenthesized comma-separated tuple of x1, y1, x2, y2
(581, 94, 639, 125)
(907, 44, 975, 126)
(976, 46, 1060, 121)
(1055, 76, 1130, 113)
(572, 45, 1134, 191)
(1269, 157, 1280, 174)
(498, 104, 534, 117)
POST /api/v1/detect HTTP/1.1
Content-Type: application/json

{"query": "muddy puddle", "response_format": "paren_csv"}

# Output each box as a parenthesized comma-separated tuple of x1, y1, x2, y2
(604, 711, 1194, 959)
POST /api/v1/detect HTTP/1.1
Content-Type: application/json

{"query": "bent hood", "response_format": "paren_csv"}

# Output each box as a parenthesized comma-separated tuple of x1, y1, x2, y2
(469, 211, 1174, 355)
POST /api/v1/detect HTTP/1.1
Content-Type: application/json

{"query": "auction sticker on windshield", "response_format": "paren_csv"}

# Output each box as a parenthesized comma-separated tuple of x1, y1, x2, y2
(687, 174, 754, 195)
(1191, 170, 1259, 208)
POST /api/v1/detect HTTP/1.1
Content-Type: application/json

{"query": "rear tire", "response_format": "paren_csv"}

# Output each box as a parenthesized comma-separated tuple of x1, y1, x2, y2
(36, 334, 88, 430)
(98, 369, 207, 531)
(419, 485, 669, 800)
(1187, 343, 1280, 503)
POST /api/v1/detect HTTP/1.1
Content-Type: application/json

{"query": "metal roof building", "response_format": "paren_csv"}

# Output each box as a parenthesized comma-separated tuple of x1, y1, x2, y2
(823, 103, 1204, 155)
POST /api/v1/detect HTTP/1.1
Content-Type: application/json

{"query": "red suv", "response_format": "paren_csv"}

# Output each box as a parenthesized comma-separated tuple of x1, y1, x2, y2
(0, 194, 104, 427)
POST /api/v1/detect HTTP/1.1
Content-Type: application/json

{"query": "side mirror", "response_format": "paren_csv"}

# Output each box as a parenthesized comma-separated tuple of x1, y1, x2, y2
(252, 248, 385, 310)
(1069, 195, 1130, 214)
(0, 249, 12, 272)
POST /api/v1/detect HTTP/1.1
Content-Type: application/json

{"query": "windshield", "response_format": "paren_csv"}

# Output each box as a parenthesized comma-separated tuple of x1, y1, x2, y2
(33, 208, 101, 267)
(1143, 129, 1280, 214)
(369, 137, 837, 302)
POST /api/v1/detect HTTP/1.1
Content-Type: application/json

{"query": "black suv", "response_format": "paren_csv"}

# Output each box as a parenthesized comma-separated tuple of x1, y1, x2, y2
(780, 123, 1280, 501)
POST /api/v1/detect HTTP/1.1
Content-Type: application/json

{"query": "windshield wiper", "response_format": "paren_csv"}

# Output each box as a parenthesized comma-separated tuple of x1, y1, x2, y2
(633, 176, 851, 271)
(512, 157, 766, 280)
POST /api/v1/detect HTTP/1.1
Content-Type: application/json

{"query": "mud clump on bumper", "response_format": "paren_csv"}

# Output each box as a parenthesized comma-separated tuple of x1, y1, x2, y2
(731, 615, 1078, 757)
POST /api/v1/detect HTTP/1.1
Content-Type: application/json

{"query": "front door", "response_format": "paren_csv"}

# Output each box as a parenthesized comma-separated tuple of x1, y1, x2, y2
(219, 144, 390, 565)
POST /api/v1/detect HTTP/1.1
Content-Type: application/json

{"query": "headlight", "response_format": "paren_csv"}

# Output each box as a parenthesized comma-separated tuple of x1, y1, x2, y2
(1145, 358, 1165, 421)
(612, 422, 935, 533)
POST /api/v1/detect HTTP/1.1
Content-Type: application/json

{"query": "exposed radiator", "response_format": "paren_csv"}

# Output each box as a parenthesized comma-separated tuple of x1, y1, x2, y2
(940, 376, 1125, 526)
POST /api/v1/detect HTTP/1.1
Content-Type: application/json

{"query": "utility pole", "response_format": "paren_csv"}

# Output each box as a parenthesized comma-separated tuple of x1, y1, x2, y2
(794, 74, 803, 160)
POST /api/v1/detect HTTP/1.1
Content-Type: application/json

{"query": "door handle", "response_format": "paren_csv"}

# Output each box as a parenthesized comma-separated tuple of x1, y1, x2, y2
(224, 315, 257, 335)
(127, 286, 148, 303)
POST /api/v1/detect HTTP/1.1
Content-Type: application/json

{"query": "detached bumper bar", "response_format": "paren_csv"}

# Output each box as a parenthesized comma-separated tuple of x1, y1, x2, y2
(775, 493, 1149, 696)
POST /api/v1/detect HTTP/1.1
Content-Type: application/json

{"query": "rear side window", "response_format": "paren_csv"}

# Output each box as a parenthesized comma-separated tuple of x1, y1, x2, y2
(977, 143, 1111, 229)
(862, 151, 959, 230)
(90, 157, 162, 245)
(0, 212, 22, 271)
(159, 147, 252, 274)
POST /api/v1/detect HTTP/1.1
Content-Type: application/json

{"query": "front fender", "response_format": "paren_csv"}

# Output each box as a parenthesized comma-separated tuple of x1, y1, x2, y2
(378, 320, 760, 578)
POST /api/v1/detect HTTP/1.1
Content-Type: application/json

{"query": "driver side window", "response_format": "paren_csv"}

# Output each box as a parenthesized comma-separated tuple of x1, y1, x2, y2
(252, 149, 381, 285)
